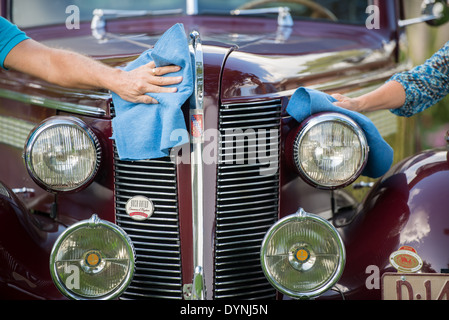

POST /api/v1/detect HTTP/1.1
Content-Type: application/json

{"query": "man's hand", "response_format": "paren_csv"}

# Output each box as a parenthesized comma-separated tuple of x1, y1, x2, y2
(113, 61, 183, 104)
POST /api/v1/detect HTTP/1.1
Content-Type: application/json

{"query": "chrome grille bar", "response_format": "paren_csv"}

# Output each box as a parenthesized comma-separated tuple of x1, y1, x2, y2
(113, 151, 183, 299)
(214, 100, 281, 299)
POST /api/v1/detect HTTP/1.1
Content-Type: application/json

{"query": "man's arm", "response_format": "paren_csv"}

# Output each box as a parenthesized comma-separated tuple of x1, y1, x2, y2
(4, 38, 182, 104)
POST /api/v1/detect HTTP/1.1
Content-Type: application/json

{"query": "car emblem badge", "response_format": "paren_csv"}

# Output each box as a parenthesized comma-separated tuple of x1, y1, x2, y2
(190, 113, 203, 138)
(126, 195, 154, 221)
(389, 246, 423, 273)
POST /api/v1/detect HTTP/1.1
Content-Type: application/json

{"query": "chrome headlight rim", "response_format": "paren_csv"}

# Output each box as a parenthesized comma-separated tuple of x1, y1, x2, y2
(49, 215, 135, 300)
(292, 112, 368, 189)
(260, 208, 346, 299)
(24, 116, 101, 193)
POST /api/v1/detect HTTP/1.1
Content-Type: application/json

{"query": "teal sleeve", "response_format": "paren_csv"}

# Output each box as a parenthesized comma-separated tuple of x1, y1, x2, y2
(0, 17, 29, 69)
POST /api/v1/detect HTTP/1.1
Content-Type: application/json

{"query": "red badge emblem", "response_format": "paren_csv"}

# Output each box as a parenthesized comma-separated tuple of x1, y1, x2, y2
(191, 114, 203, 138)
(389, 246, 423, 273)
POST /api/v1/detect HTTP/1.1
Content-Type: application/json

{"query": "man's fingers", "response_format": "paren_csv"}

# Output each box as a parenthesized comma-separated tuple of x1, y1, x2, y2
(137, 64, 183, 86)
(143, 62, 181, 75)
(143, 71, 182, 86)
(147, 84, 178, 93)
(136, 94, 158, 104)
(157, 65, 182, 75)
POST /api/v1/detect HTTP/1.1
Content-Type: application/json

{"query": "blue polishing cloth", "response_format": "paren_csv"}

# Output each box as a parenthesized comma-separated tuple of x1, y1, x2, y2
(111, 23, 193, 160)
(286, 87, 393, 178)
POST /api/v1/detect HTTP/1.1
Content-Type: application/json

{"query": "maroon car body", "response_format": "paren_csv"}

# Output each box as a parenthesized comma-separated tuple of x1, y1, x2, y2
(0, 0, 448, 300)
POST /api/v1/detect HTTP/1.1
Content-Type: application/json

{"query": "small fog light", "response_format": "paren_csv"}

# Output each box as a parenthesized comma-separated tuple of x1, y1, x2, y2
(261, 208, 345, 299)
(50, 215, 135, 300)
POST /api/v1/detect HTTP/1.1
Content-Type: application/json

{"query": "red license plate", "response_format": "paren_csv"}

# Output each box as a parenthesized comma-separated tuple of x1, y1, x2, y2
(382, 273, 449, 300)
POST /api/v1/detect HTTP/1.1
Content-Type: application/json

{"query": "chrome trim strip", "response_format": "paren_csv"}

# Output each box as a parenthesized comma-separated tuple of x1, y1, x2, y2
(399, 14, 442, 27)
(0, 87, 106, 117)
(231, 7, 293, 27)
(0, 115, 36, 149)
(189, 30, 206, 300)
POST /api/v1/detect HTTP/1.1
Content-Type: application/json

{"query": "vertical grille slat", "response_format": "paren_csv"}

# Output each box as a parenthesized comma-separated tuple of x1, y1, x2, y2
(113, 150, 183, 300)
(214, 100, 281, 300)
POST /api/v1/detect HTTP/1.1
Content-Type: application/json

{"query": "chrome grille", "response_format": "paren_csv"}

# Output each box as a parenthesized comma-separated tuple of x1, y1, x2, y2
(113, 151, 183, 299)
(214, 100, 281, 299)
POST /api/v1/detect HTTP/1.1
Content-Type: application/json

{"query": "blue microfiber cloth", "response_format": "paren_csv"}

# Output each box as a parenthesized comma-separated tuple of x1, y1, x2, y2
(286, 87, 393, 178)
(111, 23, 193, 160)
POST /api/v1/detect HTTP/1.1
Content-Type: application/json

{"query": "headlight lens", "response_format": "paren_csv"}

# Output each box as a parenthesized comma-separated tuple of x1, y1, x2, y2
(50, 215, 135, 300)
(293, 113, 368, 189)
(261, 208, 345, 299)
(24, 117, 101, 192)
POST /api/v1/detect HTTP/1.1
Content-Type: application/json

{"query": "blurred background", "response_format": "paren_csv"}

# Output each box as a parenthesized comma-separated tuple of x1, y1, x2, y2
(404, 1, 449, 149)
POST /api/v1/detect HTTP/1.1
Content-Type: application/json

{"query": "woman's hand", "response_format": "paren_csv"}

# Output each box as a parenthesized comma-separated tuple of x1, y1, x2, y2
(331, 81, 406, 113)
(331, 93, 364, 112)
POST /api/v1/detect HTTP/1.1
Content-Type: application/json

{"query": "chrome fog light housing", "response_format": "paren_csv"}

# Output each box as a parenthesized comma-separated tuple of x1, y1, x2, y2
(50, 215, 135, 300)
(261, 208, 345, 299)
(293, 113, 368, 189)
(24, 117, 101, 192)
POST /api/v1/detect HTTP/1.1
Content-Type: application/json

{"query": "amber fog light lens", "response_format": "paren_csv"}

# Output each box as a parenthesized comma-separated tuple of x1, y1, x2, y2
(50, 215, 135, 300)
(24, 117, 101, 192)
(293, 113, 368, 189)
(261, 208, 345, 299)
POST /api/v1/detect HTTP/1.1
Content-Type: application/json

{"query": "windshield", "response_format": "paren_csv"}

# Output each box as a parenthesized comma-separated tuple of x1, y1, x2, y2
(11, 0, 369, 28)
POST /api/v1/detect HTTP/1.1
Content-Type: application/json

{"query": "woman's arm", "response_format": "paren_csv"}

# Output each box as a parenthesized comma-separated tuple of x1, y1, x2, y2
(4, 39, 182, 104)
(333, 41, 449, 116)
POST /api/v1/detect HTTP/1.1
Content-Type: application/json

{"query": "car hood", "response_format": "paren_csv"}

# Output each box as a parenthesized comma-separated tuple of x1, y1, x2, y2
(37, 15, 398, 102)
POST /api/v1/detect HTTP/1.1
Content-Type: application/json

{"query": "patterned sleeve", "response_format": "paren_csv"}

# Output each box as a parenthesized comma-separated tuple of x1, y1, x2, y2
(388, 41, 449, 117)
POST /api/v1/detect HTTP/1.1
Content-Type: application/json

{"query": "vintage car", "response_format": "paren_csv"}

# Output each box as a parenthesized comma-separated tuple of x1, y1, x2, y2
(0, 0, 448, 301)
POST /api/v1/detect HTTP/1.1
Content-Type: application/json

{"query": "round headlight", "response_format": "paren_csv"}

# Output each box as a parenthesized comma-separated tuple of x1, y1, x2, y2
(50, 215, 135, 300)
(24, 117, 101, 192)
(292, 113, 368, 189)
(261, 208, 345, 299)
